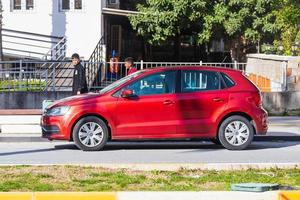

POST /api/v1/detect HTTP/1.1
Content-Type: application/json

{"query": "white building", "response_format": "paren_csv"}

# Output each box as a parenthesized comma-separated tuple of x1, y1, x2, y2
(2, 0, 105, 60)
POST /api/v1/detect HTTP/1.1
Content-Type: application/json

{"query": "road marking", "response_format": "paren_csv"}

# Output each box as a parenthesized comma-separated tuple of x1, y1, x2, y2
(35, 192, 116, 200)
(278, 191, 300, 200)
(0, 193, 32, 200)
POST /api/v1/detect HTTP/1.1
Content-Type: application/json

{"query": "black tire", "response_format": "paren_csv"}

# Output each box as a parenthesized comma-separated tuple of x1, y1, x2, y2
(210, 138, 221, 145)
(218, 115, 254, 150)
(72, 116, 108, 151)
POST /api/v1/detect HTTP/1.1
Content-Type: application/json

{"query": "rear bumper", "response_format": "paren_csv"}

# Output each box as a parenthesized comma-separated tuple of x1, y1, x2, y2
(252, 108, 268, 135)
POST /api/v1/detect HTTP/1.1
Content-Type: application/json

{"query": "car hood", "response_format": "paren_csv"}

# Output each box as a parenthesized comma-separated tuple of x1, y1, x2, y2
(49, 93, 101, 108)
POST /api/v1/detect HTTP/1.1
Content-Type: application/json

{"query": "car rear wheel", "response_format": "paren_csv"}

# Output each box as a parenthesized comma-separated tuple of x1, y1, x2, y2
(218, 115, 254, 150)
(73, 116, 108, 151)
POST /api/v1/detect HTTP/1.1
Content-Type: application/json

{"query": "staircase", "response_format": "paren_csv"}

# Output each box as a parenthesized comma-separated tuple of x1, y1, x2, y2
(2, 29, 66, 60)
(86, 37, 107, 91)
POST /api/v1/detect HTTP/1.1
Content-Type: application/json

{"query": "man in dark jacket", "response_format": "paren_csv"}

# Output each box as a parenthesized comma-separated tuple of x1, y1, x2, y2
(72, 53, 88, 95)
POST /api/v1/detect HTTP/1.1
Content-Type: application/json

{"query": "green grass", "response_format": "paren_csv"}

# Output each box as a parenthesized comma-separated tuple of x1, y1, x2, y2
(0, 79, 46, 92)
(0, 166, 299, 191)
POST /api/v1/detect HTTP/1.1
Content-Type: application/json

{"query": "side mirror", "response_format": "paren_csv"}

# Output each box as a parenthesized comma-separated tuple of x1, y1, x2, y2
(121, 89, 135, 98)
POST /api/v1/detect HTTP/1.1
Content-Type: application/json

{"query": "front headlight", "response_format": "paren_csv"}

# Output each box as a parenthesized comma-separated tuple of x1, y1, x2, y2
(46, 106, 70, 116)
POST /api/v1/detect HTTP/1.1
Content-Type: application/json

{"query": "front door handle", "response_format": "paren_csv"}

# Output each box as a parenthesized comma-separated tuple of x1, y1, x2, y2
(163, 100, 174, 105)
(213, 97, 224, 102)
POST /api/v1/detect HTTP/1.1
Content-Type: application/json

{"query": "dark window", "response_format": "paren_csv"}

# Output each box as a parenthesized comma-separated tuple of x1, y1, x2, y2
(74, 0, 82, 9)
(221, 73, 235, 88)
(62, 0, 70, 10)
(124, 71, 176, 96)
(26, 0, 34, 10)
(13, 0, 21, 10)
(181, 70, 221, 92)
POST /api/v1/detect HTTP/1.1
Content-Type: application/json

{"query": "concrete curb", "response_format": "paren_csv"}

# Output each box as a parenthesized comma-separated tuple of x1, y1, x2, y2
(70, 163, 300, 171)
(1, 163, 300, 171)
(1, 191, 299, 200)
(0, 191, 284, 200)
(0, 192, 116, 200)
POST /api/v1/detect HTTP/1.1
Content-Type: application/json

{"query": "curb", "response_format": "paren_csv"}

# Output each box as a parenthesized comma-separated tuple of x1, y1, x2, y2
(1, 191, 299, 200)
(0, 192, 116, 200)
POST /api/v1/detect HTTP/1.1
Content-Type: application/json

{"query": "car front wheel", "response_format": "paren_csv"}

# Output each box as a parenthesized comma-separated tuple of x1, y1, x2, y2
(218, 115, 254, 150)
(72, 116, 108, 151)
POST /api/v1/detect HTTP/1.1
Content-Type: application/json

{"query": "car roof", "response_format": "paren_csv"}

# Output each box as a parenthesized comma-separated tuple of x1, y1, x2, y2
(143, 66, 241, 73)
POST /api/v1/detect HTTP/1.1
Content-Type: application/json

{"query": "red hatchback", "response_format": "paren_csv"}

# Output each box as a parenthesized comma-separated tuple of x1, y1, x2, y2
(41, 66, 268, 151)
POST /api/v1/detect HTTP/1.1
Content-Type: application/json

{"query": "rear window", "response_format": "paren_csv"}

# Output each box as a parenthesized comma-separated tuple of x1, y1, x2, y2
(181, 70, 222, 92)
(221, 73, 235, 88)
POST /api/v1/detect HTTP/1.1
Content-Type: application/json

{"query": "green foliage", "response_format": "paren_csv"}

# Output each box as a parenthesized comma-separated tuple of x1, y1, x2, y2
(129, 0, 300, 59)
(129, 0, 207, 45)
(198, 0, 280, 44)
(274, 0, 300, 55)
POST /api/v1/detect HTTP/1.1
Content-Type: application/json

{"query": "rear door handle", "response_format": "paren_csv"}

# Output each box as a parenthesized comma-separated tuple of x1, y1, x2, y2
(163, 100, 174, 105)
(213, 97, 224, 102)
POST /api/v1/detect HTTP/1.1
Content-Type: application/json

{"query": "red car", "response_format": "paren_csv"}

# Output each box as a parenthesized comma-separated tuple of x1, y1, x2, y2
(41, 66, 268, 151)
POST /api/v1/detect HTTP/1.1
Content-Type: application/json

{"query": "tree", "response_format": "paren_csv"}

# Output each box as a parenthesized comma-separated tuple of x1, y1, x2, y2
(198, 0, 281, 62)
(274, 0, 300, 55)
(129, 0, 208, 60)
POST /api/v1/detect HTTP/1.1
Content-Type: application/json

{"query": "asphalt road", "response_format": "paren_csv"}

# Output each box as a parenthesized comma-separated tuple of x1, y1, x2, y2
(0, 116, 299, 165)
(0, 140, 299, 165)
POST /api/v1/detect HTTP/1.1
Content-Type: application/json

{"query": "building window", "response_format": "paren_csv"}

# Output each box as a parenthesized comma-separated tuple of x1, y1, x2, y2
(60, 0, 82, 11)
(74, 0, 82, 9)
(13, 0, 22, 10)
(62, 0, 70, 10)
(26, 0, 34, 10)
(12, 0, 34, 10)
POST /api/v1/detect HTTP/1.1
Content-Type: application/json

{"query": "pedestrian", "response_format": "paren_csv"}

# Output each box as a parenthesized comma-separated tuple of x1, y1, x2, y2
(125, 57, 137, 75)
(71, 53, 88, 95)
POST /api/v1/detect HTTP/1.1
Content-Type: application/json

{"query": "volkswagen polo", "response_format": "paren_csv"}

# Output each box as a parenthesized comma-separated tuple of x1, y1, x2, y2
(41, 66, 268, 151)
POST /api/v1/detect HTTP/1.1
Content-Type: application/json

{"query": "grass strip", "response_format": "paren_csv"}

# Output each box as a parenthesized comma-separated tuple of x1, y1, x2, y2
(0, 166, 299, 191)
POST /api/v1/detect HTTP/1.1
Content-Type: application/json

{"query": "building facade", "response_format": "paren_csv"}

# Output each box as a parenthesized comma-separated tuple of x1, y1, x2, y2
(2, 0, 103, 60)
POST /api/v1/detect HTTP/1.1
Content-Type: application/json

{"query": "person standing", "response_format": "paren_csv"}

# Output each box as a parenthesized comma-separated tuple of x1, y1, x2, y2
(72, 53, 88, 95)
(125, 57, 137, 75)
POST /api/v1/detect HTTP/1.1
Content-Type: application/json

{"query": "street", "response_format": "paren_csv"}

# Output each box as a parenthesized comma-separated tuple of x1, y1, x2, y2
(0, 140, 299, 165)
(0, 116, 300, 165)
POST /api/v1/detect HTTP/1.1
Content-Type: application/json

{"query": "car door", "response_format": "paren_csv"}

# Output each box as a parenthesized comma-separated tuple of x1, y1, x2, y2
(176, 69, 229, 136)
(113, 70, 178, 139)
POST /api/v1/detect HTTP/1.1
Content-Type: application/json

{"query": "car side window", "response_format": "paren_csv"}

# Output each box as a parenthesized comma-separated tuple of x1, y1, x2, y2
(181, 70, 221, 92)
(124, 71, 176, 96)
(221, 73, 235, 88)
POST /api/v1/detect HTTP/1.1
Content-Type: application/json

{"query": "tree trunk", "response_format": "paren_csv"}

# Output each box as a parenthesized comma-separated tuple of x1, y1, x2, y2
(173, 34, 181, 61)
(229, 37, 247, 63)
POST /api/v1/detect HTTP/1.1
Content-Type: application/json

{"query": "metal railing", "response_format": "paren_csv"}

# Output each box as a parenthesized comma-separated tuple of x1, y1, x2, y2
(2, 29, 66, 60)
(86, 37, 106, 89)
(0, 60, 247, 92)
(89, 61, 247, 91)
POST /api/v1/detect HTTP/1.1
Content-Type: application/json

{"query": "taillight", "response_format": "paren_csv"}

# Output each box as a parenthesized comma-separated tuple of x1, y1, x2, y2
(247, 92, 262, 107)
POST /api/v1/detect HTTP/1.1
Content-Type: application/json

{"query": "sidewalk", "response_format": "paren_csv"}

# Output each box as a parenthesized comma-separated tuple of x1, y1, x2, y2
(0, 110, 300, 142)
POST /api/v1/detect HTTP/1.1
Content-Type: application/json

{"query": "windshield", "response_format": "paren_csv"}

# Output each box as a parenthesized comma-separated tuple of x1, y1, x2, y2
(99, 70, 145, 94)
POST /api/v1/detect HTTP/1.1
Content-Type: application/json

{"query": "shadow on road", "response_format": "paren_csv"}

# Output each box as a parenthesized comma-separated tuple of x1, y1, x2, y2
(53, 138, 300, 151)
(0, 137, 299, 156)
(0, 148, 59, 156)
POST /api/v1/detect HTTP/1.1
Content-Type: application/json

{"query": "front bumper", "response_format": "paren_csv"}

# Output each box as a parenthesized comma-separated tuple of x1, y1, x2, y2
(40, 115, 71, 140)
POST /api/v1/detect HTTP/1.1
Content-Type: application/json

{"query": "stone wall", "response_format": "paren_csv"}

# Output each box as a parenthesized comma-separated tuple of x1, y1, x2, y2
(262, 92, 300, 114)
(0, 92, 72, 109)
